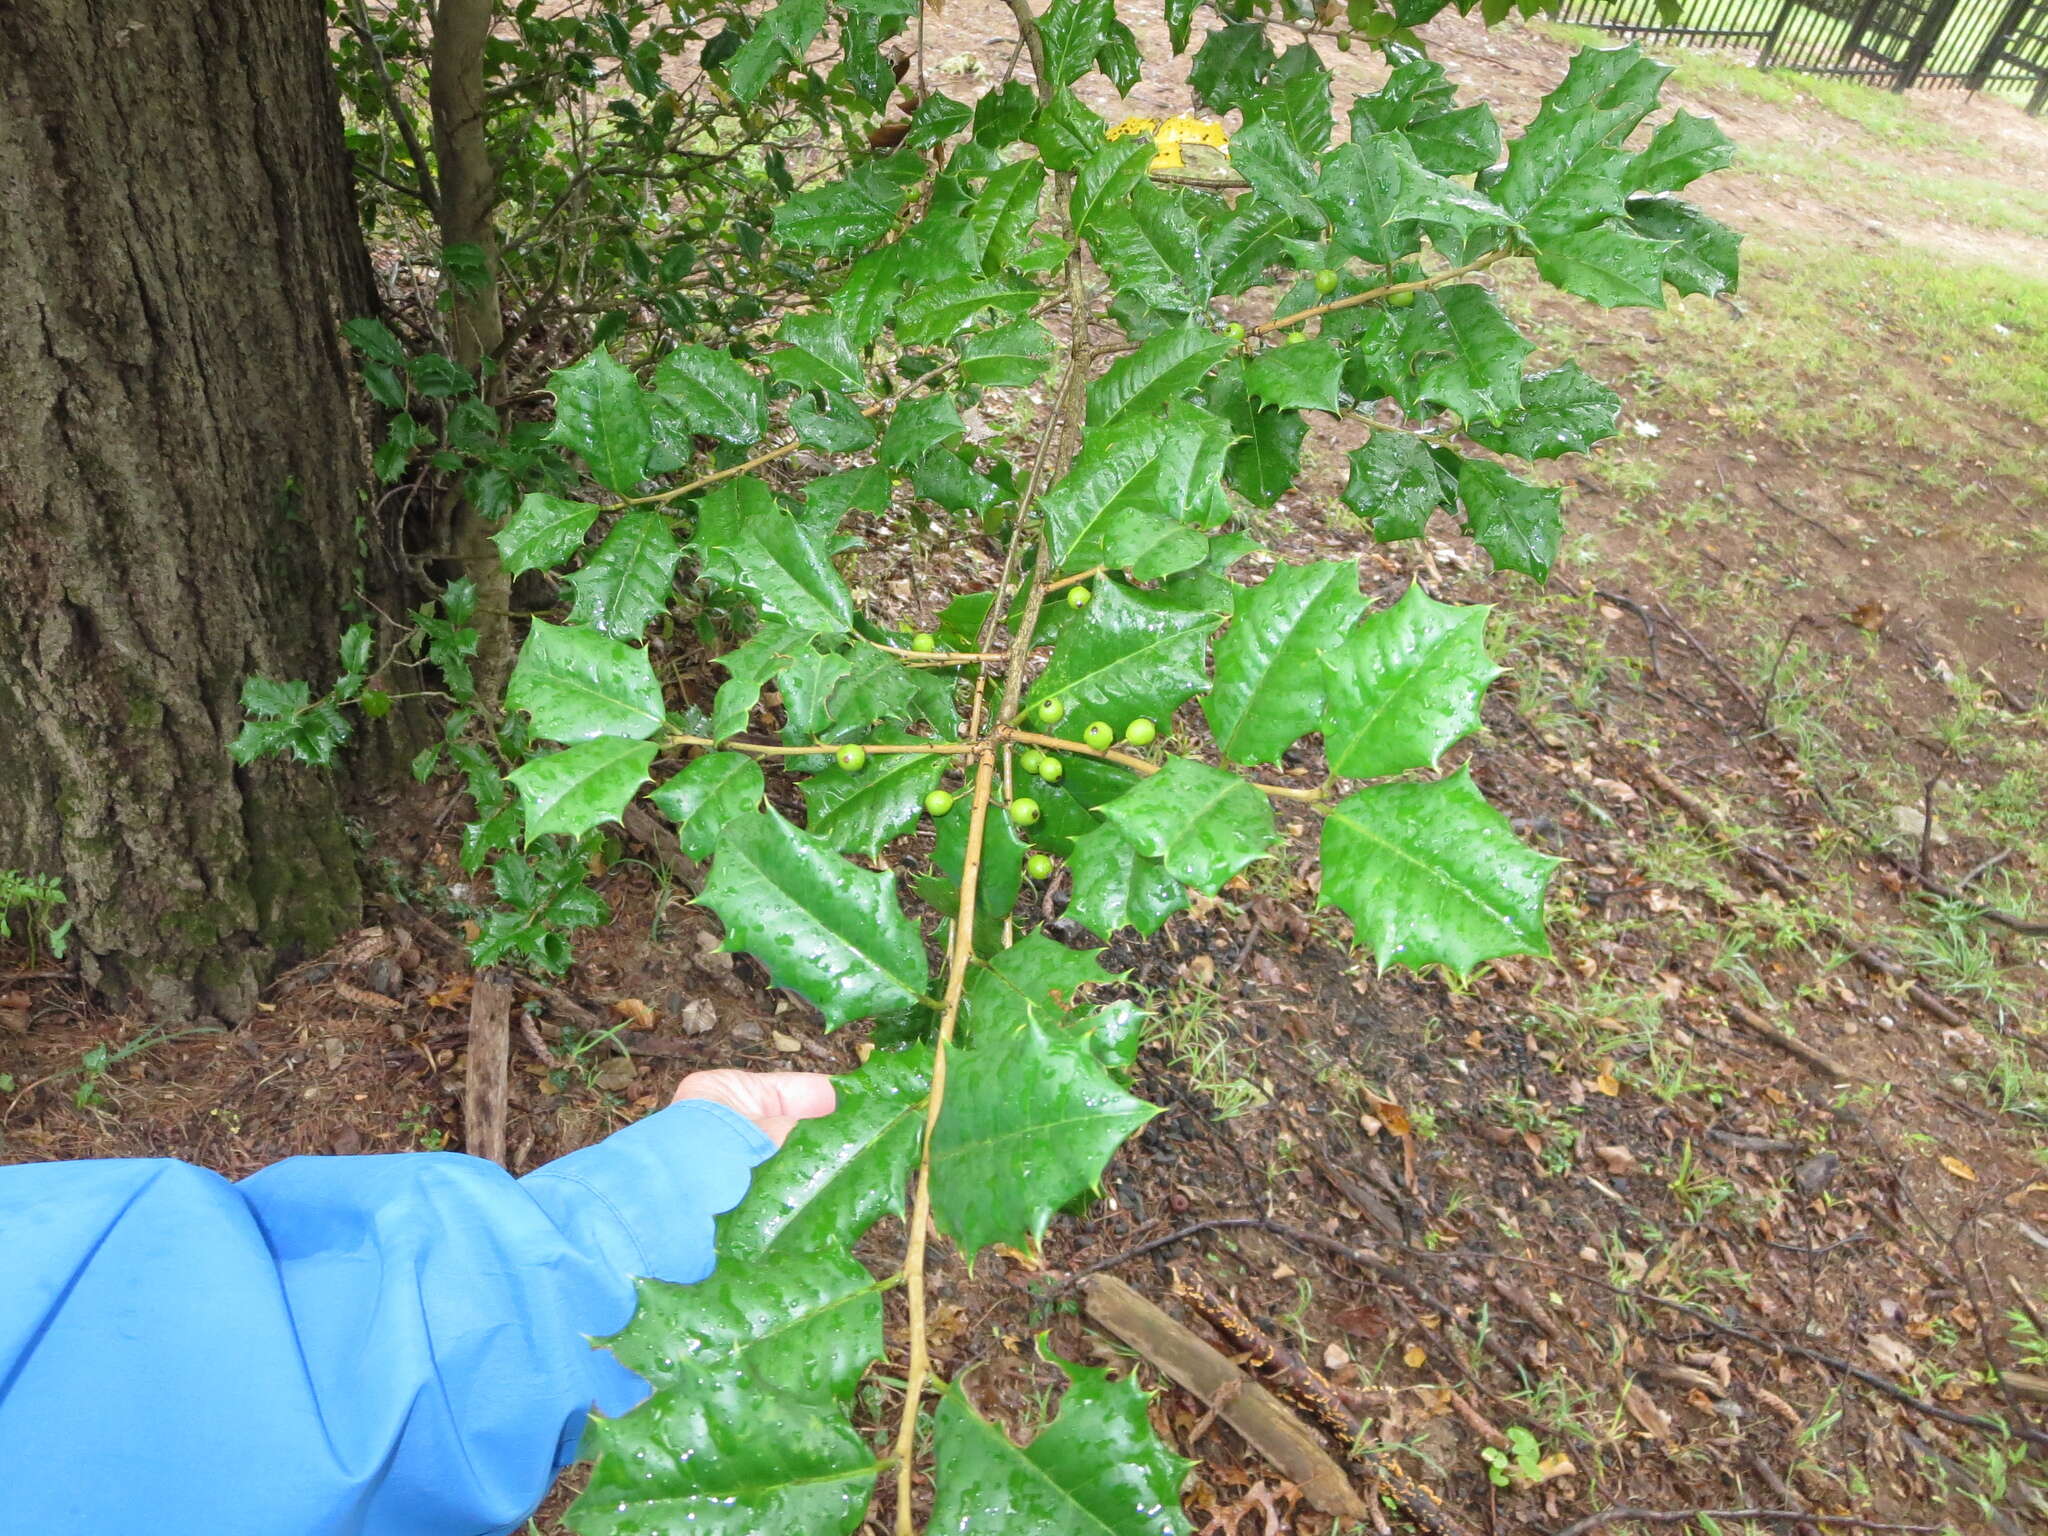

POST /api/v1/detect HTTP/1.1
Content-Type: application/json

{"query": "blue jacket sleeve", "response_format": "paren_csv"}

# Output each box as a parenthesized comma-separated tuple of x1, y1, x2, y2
(0, 1098, 776, 1536)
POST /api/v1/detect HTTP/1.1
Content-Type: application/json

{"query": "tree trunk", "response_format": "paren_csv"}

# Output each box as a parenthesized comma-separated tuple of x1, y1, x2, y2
(0, 0, 381, 1020)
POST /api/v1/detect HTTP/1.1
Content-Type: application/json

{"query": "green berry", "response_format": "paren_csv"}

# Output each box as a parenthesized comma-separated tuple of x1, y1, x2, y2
(1286, 329, 1309, 345)
(1017, 747, 1045, 775)
(923, 789, 955, 817)
(1082, 721, 1114, 750)
(836, 744, 868, 772)
(1008, 796, 1041, 827)
(1038, 756, 1064, 784)
(910, 631, 937, 653)
(1067, 584, 1092, 609)
(1223, 321, 1246, 342)
(1314, 267, 1339, 295)
(1387, 289, 1416, 309)
(1034, 697, 1065, 726)
(1026, 852, 1055, 880)
(1123, 717, 1158, 747)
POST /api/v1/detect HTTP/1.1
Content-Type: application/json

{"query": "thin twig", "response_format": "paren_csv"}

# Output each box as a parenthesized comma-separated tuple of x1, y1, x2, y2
(1552, 1509, 1938, 1536)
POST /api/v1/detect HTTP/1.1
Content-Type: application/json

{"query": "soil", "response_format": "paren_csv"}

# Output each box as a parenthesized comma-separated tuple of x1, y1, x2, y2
(5, 11, 2045, 1536)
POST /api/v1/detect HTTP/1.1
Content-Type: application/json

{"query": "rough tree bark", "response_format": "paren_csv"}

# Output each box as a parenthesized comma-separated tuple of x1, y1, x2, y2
(0, 0, 382, 1020)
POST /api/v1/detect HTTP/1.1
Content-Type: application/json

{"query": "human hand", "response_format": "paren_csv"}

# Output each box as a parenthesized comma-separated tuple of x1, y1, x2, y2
(672, 1069, 836, 1148)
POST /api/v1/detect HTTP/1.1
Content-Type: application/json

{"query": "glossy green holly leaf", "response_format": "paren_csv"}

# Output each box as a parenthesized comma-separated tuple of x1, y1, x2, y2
(1532, 219, 1670, 309)
(932, 1359, 1193, 1536)
(1086, 326, 1234, 432)
(1042, 415, 1171, 572)
(1101, 757, 1274, 896)
(720, 1046, 933, 1262)
(969, 160, 1047, 272)
(653, 344, 767, 445)
(1465, 365, 1621, 461)
(1025, 581, 1216, 731)
(801, 747, 947, 856)
(1311, 137, 1421, 265)
(1351, 41, 1457, 134)
(1484, 43, 1671, 234)
(1222, 394, 1305, 508)
(914, 446, 1003, 515)
(571, 1358, 879, 1536)
(790, 391, 877, 451)
(1146, 399, 1234, 530)
(1205, 560, 1366, 765)
(1089, 183, 1211, 313)
(607, 1248, 882, 1406)
(1321, 766, 1558, 976)
(1322, 585, 1498, 780)
(546, 348, 650, 495)
(1457, 457, 1562, 581)
(569, 511, 682, 639)
(1341, 431, 1455, 542)
(962, 932, 1115, 1028)
(1209, 196, 1296, 294)
(905, 91, 972, 149)
(1405, 103, 1504, 178)
(958, 317, 1054, 386)
(1188, 22, 1275, 114)
(700, 810, 930, 1028)
(1039, 0, 1112, 87)
(931, 1010, 1159, 1254)
(1066, 820, 1190, 939)
(1624, 109, 1735, 195)
(880, 391, 964, 467)
(1242, 62, 1334, 162)
(1243, 339, 1343, 413)
(1404, 285, 1533, 425)
(735, 512, 856, 632)
(725, 0, 825, 101)
(1070, 134, 1156, 242)
(895, 276, 1042, 346)
(506, 737, 656, 842)
(507, 620, 666, 742)
(1625, 194, 1741, 298)
(920, 799, 1028, 947)
(976, 78, 1037, 148)
(708, 623, 813, 741)
(1104, 508, 1208, 582)
(772, 311, 866, 393)
(495, 492, 600, 575)
(773, 164, 908, 253)
(1227, 114, 1321, 227)
(1027, 86, 1105, 171)
(648, 752, 764, 860)
(689, 474, 778, 587)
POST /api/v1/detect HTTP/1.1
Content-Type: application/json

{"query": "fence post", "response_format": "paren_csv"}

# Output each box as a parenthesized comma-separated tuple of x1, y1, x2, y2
(1759, 0, 1800, 69)
(1898, 0, 1965, 89)
(1968, 0, 2036, 88)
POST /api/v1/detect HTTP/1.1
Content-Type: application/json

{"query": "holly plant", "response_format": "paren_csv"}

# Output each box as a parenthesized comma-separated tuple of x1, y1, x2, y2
(250, 2, 1737, 1529)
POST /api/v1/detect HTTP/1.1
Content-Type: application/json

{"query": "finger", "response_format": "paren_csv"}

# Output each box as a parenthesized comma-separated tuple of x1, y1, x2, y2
(752, 1115, 800, 1148)
(755, 1071, 836, 1121)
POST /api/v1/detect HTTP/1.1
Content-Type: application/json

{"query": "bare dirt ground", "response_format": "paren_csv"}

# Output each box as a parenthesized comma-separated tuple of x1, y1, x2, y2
(5, 11, 2046, 1535)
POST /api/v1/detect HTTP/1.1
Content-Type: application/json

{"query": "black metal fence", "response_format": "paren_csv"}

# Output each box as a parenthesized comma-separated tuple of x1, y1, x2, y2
(1552, 0, 2048, 111)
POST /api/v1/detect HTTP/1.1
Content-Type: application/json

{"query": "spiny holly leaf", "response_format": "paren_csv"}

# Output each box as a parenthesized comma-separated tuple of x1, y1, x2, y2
(546, 348, 650, 495)
(932, 1359, 1193, 1536)
(721, 1047, 933, 1262)
(725, 0, 826, 102)
(1066, 821, 1190, 939)
(1626, 194, 1741, 297)
(571, 1357, 879, 1536)
(1227, 114, 1321, 227)
(1219, 391, 1305, 507)
(962, 933, 1115, 1027)
(959, 317, 1055, 387)
(1464, 365, 1621, 461)
(1321, 766, 1558, 976)
(1404, 285, 1533, 425)
(1406, 103, 1505, 178)
(710, 623, 815, 742)
(1089, 185, 1213, 313)
(931, 1010, 1159, 1255)
(1457, 458, 1562, 581)
(648, 751, 764, 860)
(970, 160, 1047, 272)
(1531, 219, 1670, 309)
(653, 343, 767, 445)
(734, 511, 856, 632)
(506, 621, 666, 742)
(1322, 584, 1499, 779)
(1101, 757, 1275, 895)
(495, 492, 599, 575)
(1025, 581, 1216, 732)
(1243, 340, 1343, 413)
(1624, 109, 1735, 195)
(700, 810, 930, 1027)
(1070, 134, 1157, 242)
(773, 164, 908, 253)
(1205, 560, 1367, 765)
(1341, 431, 1456, 542)
(606, 1250, 883, 1406)
(894, 276, 1042, 346)
(1485, 43, 1672, 234)
(801, 747, 948, 856)
(569, 511, 682, 639)
(506, 737, 657, 843)
(921, 801, 1028, 949)
(880, 391, 964, 467)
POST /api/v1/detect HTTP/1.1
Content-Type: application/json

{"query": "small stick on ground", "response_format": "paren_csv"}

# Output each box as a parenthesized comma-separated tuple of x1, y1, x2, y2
(1552, 1508, 1939, 1536)
(463, 968, 512, 1166)
(1082, 1274, 1370, 1521)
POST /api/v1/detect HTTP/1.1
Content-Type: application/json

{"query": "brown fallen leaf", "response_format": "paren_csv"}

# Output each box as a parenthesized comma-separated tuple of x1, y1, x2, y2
(611, 997, 656, 1030)
(1939, 1154, 1978, 1182)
